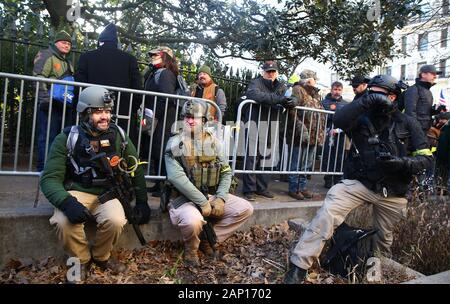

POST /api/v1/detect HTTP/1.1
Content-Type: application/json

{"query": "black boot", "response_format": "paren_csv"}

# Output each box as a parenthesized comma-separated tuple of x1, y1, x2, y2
(283, 263, 307, 284)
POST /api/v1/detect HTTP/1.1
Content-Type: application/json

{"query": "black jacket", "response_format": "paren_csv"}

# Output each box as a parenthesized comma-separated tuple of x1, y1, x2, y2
(143, 66, 177, 120)
(333, 94, 432, 196)
(75, 43, 142, 114)
(244, 76, 287, 122)
(321, 93, 349, 129)
(404, 79, 435, 132)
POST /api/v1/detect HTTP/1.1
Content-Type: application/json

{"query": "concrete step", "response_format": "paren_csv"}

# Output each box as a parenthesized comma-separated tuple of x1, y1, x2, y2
(0, 196, 323, 266)
(402, 270, 450, 284)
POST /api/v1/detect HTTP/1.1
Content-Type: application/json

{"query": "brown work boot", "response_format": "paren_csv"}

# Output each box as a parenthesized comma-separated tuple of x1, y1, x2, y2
(93, 257, 127, 275)
(300, 189, 314, 199)
(288, 191, 304, 200)
(199, 239, 218, 259)
(184, 241, 200, 267)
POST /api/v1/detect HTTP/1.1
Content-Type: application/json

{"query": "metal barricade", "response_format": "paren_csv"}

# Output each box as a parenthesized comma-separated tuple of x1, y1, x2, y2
(0, 72, 221, 179)
(231, 99, 349, 177)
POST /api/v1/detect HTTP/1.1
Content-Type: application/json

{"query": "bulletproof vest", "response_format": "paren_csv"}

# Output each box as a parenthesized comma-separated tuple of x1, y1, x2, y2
(345, 114, 409, 195)
(64, 125, 123, 188)
(178, 133, 221, 192)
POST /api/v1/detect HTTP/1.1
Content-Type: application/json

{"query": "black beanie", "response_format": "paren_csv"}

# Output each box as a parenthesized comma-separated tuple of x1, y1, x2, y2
(98, 23, 118, 45)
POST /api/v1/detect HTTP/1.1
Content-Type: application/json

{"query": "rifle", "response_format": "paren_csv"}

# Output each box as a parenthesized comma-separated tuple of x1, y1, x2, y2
(199, 184, 218, 251)
(88, 148, 147, 246)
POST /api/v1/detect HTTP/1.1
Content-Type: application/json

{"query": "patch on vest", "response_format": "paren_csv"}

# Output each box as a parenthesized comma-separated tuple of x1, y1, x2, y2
(100, 139, 111, 148)
(90, 140, 99, 152)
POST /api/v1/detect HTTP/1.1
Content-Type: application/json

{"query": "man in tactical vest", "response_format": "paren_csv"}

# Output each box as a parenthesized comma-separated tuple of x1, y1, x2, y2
(284, 75, 433, 284)
(165, 99, 254, 267)
(40, 86, 150, 283)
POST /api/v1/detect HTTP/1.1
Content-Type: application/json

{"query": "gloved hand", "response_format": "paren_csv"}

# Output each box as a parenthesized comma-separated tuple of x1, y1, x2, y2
(377, 154, 406, 172)
(359, 93, 392, 110)
(60, 196, 93, 224)
(210, 197, 225, 218)
(200, 201, 212, 217)
(431, 104, 446, 115)
(281, 96, 299, 109)
(133, 202, 151, 224)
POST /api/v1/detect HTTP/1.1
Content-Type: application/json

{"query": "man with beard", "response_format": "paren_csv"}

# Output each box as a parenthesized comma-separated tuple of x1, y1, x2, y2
(40, 86, 150, 283)
(164, 99, 253, 266)
(191, 65, 227, 121)
(284, 75, 432, 284)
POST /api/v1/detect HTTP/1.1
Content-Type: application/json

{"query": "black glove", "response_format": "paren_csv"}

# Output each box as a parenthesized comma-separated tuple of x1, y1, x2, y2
(359, 93, 392, 110)
(281, 96, 299, 109)
(431, 104, 446, 116)
(133, 202, 151, 225)
(377, 154, 406, 172)
(59, 196, 93, 224)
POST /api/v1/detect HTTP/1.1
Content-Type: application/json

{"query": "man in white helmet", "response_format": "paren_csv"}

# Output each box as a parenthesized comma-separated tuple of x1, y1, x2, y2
(164, 99, 253, 267)
(40, 86, 150, 283)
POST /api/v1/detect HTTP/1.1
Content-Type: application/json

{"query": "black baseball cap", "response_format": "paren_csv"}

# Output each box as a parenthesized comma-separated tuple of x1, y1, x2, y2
(262, 61, 278, 72)
(350, 75, 371, 87)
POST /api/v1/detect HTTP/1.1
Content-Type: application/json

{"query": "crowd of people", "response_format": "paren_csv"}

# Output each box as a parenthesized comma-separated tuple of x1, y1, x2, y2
(34, 24, 448, 284)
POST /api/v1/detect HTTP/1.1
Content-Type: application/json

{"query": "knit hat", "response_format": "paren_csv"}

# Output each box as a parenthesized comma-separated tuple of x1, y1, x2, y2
(198, 65, 212, 76)
(54, 30, 72, 43)
(98, 23, 118, 44)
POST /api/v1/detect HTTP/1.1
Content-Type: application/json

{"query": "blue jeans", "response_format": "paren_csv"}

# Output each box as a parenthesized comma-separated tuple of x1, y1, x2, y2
(288, 146, 316, 193)
(37, 107, 64, 171)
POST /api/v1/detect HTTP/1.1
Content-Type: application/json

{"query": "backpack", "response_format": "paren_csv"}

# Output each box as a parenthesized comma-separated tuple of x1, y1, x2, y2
(321, 222, 378, 279)
(154, 68, 191, 97)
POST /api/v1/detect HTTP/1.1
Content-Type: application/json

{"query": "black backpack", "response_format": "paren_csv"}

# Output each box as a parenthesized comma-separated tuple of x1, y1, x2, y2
(321, 223, 378, 279)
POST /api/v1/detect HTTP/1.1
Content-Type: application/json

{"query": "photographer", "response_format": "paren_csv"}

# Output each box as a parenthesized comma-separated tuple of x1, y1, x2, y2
(284, 75, 433, 284)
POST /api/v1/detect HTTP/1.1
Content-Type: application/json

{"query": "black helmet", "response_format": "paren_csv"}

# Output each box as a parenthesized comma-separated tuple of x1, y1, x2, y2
(77, 86, 115, 113)
(368, 75, 404, 96)
(180, 99, 212, 121)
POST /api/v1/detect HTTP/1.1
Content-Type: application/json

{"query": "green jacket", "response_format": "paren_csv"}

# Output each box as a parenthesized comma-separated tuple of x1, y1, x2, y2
(32, 44, 73, 103)
(40, 125, 147, 209)
(164, 131, 232, 207)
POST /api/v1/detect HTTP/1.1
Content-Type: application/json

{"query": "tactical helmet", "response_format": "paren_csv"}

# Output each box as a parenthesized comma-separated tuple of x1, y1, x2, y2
(77, 86, 115, 113)
(181, 99, 212, 121)
(368, 75, 402, 95)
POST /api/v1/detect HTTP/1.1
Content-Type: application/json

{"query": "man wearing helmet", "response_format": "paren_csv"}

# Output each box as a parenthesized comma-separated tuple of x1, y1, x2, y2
(40, 86, 150, 283)
(164, 99, 253, 267)
(284, 75, 432, 284)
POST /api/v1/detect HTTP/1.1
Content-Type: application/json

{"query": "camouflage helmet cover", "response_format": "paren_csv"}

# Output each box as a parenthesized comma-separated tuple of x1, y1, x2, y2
(181, 99, 212, 121)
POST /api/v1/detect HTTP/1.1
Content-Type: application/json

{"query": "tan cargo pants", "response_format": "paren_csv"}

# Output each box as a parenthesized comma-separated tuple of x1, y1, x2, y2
(49, 190, 127, 264)
(169, 194, 254, 249)
(290, 179, 407, 270)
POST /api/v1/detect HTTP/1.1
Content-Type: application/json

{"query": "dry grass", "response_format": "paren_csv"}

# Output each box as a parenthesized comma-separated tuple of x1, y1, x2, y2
(391, 196, 450, 275)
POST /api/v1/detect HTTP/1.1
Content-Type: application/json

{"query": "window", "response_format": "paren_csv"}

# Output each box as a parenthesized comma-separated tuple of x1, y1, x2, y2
(385, 66, 392, 76)
(442, 28, 448, 48)
(444, 0, 449, 16)
(440, 59, 447, 77)
(419, 3, 432, 22)
(401, 36, 407, 53)
(418, 33, 428, 51)
(417, 61, 427, 74)
(400, 65, 406, 80)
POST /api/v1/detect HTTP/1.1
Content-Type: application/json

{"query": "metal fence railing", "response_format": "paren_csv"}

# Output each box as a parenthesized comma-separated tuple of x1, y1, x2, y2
(0, 72, 221, 179)
(0, 72, 347, 180)
(231, 100, 348, 177)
